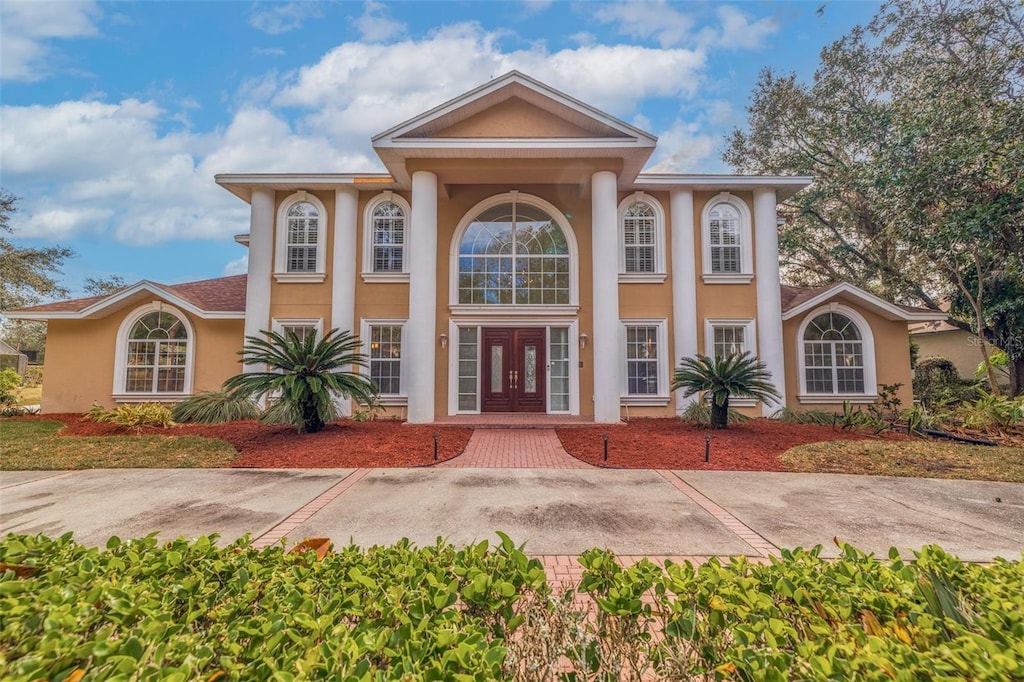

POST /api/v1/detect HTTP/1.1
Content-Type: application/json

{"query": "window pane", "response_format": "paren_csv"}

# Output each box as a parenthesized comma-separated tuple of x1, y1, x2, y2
(372, 202, 405, 272)
(126, 367, 154, 393)
(713, 326, 745, 358)
(368, 325, 402, 394)
(286, 202, 319, 272)
(549, 328, 569, 412)
(626, 326, 659, 395)
(282, 325, 316, 343)
(458, 327, 478, 411)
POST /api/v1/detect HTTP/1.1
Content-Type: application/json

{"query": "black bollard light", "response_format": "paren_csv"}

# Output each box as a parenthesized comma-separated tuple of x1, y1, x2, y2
(602, 433, 609, 462)
(433, 432, 439, 461)
(704, 433, 711, 463)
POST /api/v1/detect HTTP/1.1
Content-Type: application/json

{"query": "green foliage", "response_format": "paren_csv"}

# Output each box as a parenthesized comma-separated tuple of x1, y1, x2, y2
(224, 328, 377, 434)
(773, 407, 836, 426)
(351, 394, 386, 422)
(2, 535, 1022, 680)
(679, 399, 751, 425)
(82, 403, 175, 430)
(170, 391, 260, 424)
(914, 357, 963, 405)
(0, 367, 23, 405)
(0, 532, 548, 681)
(672, 353, 781, 429)
(961, 392, 1024, 430)
(21, 365, 42, 388)
(975, 348, 1011, 385)
(0, 189, 74, 311)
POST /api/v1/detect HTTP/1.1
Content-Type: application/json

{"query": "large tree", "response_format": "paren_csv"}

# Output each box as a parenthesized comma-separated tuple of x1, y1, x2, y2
(725, 0, 1024, 395)
(0, 190, 73, 312)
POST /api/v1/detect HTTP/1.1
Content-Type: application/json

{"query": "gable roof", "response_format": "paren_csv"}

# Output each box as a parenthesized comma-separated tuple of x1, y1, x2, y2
(4, 275, 247, 321)
(780, 283, 946, 322)
(372, 71, 658, 185)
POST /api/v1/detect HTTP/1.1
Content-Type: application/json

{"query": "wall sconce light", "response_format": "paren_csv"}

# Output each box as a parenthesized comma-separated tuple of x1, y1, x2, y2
(439, 333, 448, 349)
(579, 333, 588, 350)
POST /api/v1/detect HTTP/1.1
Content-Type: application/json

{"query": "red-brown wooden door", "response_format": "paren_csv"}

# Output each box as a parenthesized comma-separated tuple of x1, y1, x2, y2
(480, 328, 546, 412)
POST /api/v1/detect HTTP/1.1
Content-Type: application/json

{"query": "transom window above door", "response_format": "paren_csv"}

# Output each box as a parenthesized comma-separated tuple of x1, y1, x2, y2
(457, 200, 571, 305)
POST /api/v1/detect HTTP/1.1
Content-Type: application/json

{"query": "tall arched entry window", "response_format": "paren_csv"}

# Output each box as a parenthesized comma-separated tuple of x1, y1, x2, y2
(455, 197, 572, 306)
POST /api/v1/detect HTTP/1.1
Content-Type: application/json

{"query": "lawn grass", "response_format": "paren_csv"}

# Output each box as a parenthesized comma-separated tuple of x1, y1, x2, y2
(0, 420, 238, 470)
(16, 384, 42, 406)
(782, 439, 1024, 482)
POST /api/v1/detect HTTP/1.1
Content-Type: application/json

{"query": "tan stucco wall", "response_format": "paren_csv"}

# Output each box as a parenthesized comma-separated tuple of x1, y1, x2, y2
(914, 330, 982, 379)
(435, 97, 599, 138)
(782, 296, 915, 410)
(41, 303, 244, 414)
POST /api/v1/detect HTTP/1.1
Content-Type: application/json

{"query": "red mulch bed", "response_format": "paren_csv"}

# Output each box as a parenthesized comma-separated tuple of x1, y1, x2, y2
(556, 418, 909, 470)
(18, 414, 473, 468)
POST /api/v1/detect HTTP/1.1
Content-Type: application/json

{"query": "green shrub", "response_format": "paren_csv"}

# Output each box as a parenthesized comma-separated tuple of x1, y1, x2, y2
(22, 365, 43, 388)
(83, 403, 175, 430)
(773, 407, 836, 425)
(679, 399, 751, 424)
(959, 391, 1024, 430)
(0, 367, 23, 405)
(170, 391, 260, 424)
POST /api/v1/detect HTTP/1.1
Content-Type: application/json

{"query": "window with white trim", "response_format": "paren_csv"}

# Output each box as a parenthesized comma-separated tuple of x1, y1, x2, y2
(618, 194, 665, 281)
(124, 311, 189, 393)
(704, 319, 757, 360)
(273, 318, 322, 344)
(372, 202, 405, 272)
(802, 312, 865, 394)
(701, 193, 753, 283)
(275, 192, 327, 281)
(368, 324, 403, 395)
(286, 202, 320, 272)
(619, 319, 669, 404)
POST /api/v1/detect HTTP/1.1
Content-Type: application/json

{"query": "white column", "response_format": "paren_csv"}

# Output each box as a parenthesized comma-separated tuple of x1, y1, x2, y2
(243, 187, 274, 373)
(754, 187, 786, 414)
(591, 170, 620, 423)
(406, 171, 438, 423)
(332, 186, 359, 416)
(670, 188, 699, 414)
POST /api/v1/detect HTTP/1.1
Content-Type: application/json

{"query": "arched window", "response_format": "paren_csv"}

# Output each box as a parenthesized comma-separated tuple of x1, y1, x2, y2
(623, 201, 655, 273)
(362, 193, 411, 282)
(121, 309, 190, 394)
(275, 192, 327, 282)
(802, 312, 865, 394)
(701, 193, 753, 283)
(456, 200, 570, 305)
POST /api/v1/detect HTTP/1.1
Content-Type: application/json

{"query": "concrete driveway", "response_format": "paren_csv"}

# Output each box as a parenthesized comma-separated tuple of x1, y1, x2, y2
(2, 468, 1022, 562)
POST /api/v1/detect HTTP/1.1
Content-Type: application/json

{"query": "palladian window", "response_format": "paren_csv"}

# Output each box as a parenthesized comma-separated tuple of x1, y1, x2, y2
(125, 311, 189, 393)
(457, 202, 570, 305)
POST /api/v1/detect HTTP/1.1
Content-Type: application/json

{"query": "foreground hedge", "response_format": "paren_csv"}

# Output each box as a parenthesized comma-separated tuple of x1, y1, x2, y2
(0, 534, 1021, 681)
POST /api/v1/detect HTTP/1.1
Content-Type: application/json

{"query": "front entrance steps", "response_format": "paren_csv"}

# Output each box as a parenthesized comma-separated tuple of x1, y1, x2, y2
(433, 414, 614, 429)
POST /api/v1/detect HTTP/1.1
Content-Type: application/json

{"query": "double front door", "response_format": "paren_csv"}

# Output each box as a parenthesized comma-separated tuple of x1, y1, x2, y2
(481, 328, 546, 412)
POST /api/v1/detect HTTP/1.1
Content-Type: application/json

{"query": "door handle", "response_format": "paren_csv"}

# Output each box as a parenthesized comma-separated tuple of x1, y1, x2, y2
(514, 370, 519, 389)
(509, 370, 514, 389)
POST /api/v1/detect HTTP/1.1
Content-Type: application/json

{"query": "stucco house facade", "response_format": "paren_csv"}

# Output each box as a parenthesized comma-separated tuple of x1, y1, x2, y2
(7, 72, 944, 422)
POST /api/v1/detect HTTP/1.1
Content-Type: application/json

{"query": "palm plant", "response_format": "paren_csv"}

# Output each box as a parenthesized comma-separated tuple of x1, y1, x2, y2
(672, 352, 781, 430)
(223, 328, 378, 434)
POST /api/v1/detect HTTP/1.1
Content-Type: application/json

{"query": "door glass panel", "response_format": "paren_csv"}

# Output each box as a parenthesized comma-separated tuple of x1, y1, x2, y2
(490, 345, 503, 393)
(458, 327, 478, 411)
(524, 345, 537, 393)
(549, 328, 569, 412)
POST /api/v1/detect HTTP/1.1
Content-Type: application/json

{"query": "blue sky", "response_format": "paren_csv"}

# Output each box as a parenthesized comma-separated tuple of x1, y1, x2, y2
(0, 0, 880, 301)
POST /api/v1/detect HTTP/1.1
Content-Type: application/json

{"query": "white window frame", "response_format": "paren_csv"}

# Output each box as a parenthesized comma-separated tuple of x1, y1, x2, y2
(272, 318, 323, 342)
(704, 318, 758, 406)
(620, 318, 671, 406)
(701, 192, 754, 284)
(274, 191, 328, 283)
(112, 302, 195, 402)
(361, 191, 411, 283)
(618, 192, 667, 283)
(796, 303, 877, 404)
(448, 192, 580, 315)
(360, 318, 408, 405)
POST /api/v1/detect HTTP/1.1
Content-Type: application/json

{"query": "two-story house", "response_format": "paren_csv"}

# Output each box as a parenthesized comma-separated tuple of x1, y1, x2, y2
(7, 72, 944, 422)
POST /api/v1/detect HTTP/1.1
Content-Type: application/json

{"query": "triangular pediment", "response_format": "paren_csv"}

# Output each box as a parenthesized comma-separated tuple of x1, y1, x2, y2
(403, 95, 626, 140)
(374, 71, 654, 144)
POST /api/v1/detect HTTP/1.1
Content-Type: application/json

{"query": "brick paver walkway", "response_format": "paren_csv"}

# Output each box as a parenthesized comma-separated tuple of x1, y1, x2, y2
(437, 428, 592, 468)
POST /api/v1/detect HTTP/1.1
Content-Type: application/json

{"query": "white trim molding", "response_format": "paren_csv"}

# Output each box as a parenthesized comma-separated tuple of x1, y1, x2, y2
(112, 302, 195, 400)
(448, 191, 580, 309)
(273, 190, 329, 281)
(700, 192, 753, 284)
(360, 318, 409, 406)
(619, 318, 671, 406)
(361, 191, 412, 283)
(781, 282, 948, 322)
(795, 303, 878, 404)
(617, 192, 667, 283)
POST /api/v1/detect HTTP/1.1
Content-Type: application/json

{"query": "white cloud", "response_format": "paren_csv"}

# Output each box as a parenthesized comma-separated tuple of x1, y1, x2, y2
(0, 0, 101, 81)
(593, 1, 696, 48)
(702, 6, 778, 49)
(249, 2, 322, 35)
(354, 0, 406, 42)
(274, 22, 705, 142)
(646, 119, 722, 173)
(223, 254, 249, 276)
